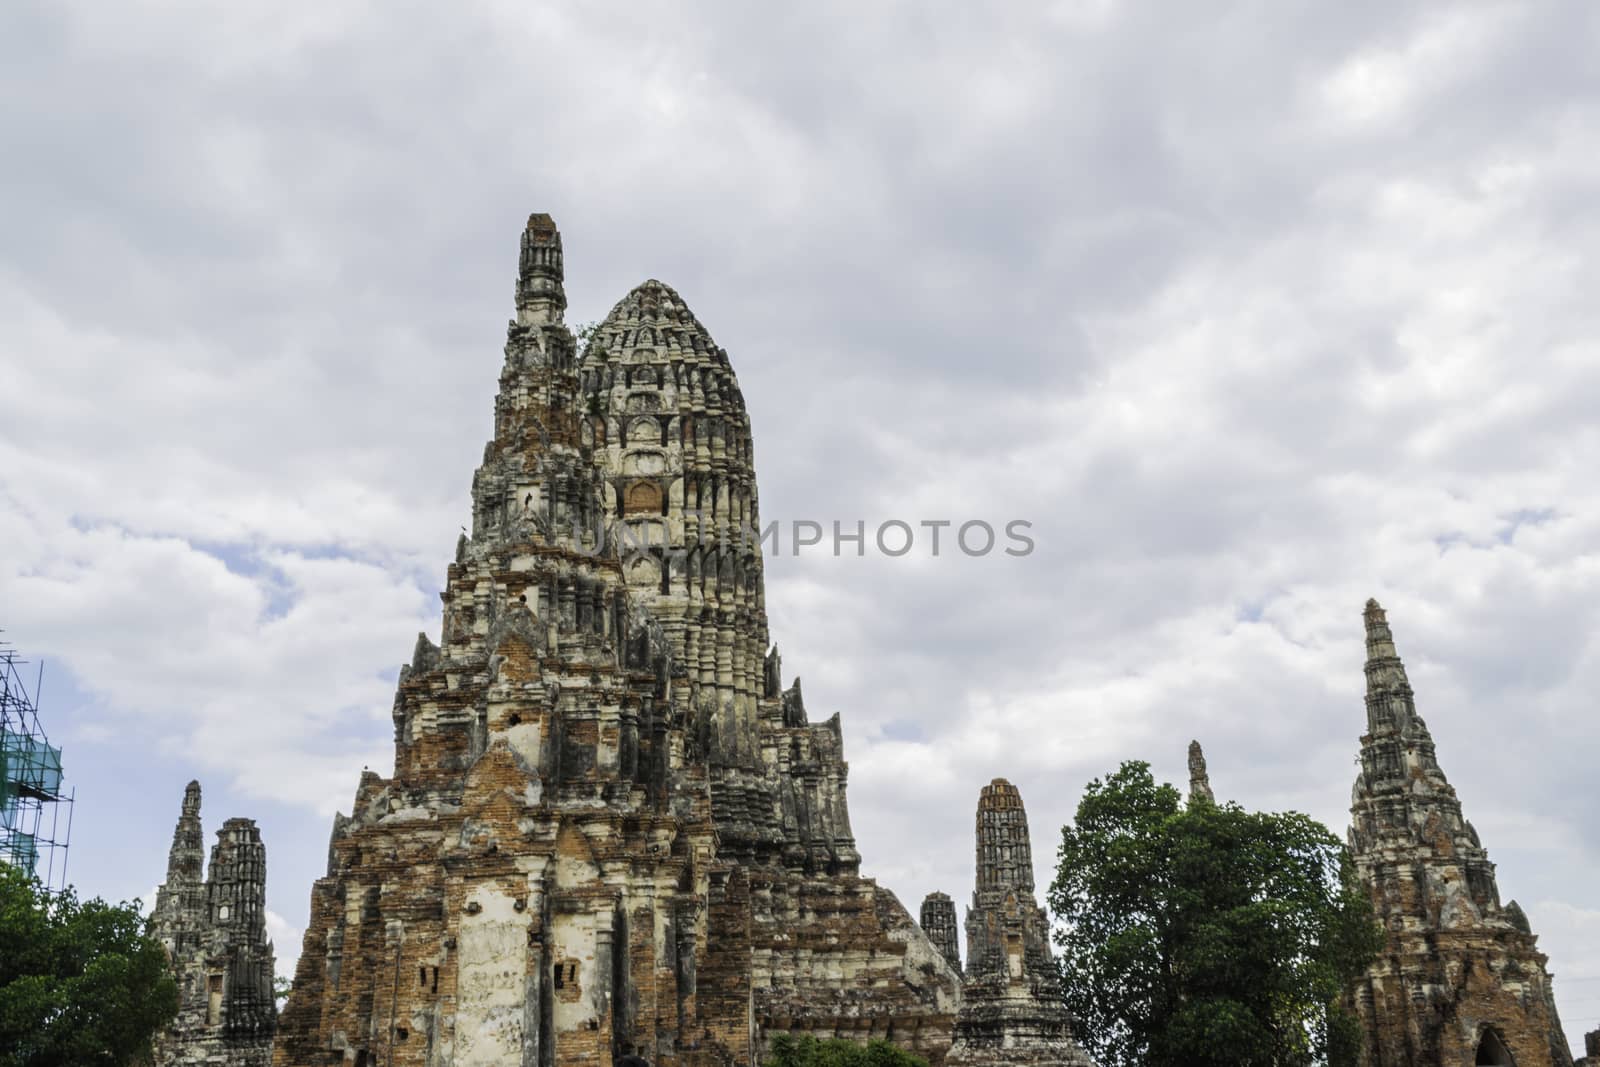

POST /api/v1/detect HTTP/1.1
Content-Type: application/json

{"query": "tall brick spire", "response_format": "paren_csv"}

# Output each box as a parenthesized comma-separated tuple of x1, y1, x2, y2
(580, 278, 774, 780)
(151, 781, 207, 964)
(947, 779, 1095, 1066)
(1344, 599, 1572, 1066)
(1361, 598, 1430, 741)
(168, 780, 205, 882)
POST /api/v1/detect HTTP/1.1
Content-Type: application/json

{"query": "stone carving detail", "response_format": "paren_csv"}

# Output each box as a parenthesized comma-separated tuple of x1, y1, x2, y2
(946, 779, 1095, 1067)
(269, 215, 958, 1067)
(150, 781, 277, 1067)
(1344, 599, 1573, 1067)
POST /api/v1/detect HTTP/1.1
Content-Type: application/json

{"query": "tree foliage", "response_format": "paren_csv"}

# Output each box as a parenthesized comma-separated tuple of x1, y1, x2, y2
(1047, 761, 1380, 1067)
(0, 864, 178, 1067)
(764, 1034, 928, 1067)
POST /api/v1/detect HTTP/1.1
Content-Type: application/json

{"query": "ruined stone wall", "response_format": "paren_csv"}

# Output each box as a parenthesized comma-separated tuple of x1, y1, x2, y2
(943, 779, 1094, 1067)
(150, 783, 276, 1067)
(271, 215, 956, 1067)
(1344, 600, 1573, 1067)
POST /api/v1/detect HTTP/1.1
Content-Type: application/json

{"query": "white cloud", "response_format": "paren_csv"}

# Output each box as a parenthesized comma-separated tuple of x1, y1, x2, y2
(2, 0, 1597, 1048)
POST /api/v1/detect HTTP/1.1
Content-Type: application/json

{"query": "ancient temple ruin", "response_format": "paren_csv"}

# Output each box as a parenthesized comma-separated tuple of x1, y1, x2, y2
(150, 781, 277, 1067)
(937, 779, 1094, 1067)
(271, 214, 958, 1067)
(1345, 600, 1573, 1066)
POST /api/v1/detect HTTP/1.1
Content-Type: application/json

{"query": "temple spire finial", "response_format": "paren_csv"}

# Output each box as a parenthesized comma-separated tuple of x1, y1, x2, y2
(1188, 740, 1215, 805)
(1364, 598, 1401, 663)
(164, 780, 205, 883)
(1363, 597, 1421, 737)
(516, 212, 566, 326)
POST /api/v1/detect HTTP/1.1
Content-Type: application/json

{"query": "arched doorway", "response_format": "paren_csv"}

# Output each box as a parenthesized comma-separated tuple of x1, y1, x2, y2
(1475, 1027, 1514, 1065)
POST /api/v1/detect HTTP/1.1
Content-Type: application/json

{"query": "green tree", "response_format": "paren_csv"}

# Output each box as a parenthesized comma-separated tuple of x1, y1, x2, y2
(0, 864, 178, 1067)
(1047, 761, 1380, 1067)
(764, 1033, 928, 1067)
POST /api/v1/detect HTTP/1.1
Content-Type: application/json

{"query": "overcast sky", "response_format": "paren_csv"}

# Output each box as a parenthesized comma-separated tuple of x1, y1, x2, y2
(3, 0, 1598, 1047)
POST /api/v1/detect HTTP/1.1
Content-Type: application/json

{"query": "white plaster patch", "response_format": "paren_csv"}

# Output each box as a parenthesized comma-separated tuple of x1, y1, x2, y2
(455, 886, 530, 1067)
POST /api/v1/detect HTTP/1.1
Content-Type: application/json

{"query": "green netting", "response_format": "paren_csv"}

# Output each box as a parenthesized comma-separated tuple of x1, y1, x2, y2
(1, 733, 62, 798)
(3, 831, 38, 869)
(1, 648, 69, 886)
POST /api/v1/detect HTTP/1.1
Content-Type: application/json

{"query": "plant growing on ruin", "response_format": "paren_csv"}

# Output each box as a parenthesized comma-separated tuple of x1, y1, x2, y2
(764, 1033, 929, 1067)
(1047, 761, 1380, 1067)
(0, 864, 178, 1067)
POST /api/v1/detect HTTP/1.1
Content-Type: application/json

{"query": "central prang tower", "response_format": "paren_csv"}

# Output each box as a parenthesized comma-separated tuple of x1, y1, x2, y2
(272, 215, 958, 1067)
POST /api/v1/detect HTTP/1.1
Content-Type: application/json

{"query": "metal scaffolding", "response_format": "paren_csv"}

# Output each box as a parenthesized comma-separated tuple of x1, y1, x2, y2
(0, 635, 73, 891)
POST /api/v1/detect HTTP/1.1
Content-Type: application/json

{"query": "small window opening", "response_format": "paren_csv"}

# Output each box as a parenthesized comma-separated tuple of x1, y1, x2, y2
(553, 962, 564, 989)
(419, 966, 427, 987)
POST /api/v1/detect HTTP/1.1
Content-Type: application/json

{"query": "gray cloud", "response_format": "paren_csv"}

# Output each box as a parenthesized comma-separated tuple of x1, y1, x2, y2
(3, 0, 1598, 1046)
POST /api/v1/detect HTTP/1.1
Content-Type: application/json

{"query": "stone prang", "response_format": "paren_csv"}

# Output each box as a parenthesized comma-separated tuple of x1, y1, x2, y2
(920, 891, 963, 977)
(269, 215, 958, 1067)
(1186, 739, 1214, 806)
(1344, 599, 1573, 1066)
(149, 781, 277, 1067)
(944, 779, 1095, 1067)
